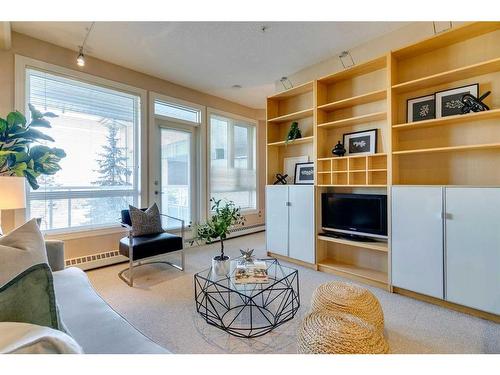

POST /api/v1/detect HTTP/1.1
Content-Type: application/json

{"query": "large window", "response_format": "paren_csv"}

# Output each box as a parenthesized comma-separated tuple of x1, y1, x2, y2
(25, 68, 141, 231)
(209, 112, 256, 211)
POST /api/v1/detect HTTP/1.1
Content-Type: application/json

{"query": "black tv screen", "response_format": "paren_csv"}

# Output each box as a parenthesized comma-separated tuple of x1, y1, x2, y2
(321, 193, 387, 238)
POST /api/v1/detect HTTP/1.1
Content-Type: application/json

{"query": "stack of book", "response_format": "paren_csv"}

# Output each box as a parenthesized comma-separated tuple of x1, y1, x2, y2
(234, 261, 269, 284)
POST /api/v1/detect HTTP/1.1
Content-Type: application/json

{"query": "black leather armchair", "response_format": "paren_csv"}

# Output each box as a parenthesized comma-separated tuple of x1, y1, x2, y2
(118, 208, 185, 286)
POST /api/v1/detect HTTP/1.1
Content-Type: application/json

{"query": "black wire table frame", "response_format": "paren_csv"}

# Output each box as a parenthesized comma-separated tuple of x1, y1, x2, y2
(194, 258, 300, 338)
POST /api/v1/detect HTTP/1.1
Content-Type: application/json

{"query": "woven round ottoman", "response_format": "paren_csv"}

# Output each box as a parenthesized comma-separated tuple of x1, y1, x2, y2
(297, 311, 389, 354)
(310, 281, 384, 334)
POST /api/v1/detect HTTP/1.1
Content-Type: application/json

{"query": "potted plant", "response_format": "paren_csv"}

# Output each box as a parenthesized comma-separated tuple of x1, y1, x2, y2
(285, 121, 302, 144)
(0, 104, 66, 189)
(194, 198, 245, 276)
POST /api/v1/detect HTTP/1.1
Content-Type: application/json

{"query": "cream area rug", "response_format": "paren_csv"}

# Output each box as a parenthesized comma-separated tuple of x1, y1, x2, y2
(86, 232, 500, 354)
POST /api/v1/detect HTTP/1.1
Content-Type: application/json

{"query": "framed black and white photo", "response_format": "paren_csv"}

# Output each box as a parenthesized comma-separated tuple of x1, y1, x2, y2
(407, 94, 435, 122)
(435, 83, 479, 118)
(343, 129, 377, 156)
(294, 162, 314, 185)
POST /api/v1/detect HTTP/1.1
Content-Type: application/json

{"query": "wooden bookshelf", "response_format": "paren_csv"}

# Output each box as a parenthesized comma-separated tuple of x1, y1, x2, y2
(317, 154, 388, 187)
(266, 81, 315, 184)
(264, 23, 500, 296)
(391, 22, 500, 186)
(314, 54, 390, 289)
(392, 57, 500, 94)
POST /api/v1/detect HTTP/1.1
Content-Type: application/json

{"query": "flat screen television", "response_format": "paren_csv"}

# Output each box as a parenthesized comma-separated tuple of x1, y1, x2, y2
(321, 193, 387, 239)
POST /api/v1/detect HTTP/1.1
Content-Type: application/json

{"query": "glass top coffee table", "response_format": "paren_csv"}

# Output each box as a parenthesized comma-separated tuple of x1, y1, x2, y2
(194, 258, 300, 338)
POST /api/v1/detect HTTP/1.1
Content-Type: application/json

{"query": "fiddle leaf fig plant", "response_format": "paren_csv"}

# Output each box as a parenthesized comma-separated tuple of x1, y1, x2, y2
(193, 198, 246, 260)
(0, 104, 66, 190)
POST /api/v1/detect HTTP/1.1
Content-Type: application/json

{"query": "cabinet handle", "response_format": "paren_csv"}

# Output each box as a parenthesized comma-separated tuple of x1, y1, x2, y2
(285, 202, 291, 206)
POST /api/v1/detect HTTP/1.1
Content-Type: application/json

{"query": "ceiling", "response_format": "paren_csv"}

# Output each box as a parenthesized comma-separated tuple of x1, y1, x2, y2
(12, 22, 410, 109)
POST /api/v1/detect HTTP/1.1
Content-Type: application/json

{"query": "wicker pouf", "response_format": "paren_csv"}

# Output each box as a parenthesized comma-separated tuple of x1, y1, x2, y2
(297, 311, 389, 354)
(310, 281, 384, 334)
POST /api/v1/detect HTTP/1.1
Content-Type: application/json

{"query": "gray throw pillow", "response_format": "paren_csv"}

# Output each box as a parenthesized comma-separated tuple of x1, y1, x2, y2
(129, 203, 163, 237)
(0, 263, 64, 331)
(0, 218, 48, 287)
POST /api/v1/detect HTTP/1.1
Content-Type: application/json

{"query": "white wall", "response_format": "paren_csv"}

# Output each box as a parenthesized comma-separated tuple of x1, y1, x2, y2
(274, 22, 466, 91)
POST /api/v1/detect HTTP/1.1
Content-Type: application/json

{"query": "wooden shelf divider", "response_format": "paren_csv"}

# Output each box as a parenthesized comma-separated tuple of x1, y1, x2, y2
(267, 108, 314, 124)
(317, 235, 389, 252)
(317, 111, 387, 129)
(393, 142, 500, 156)
(393, 108, 500, 130)
(318, 89, 387, 111)
(318, 259, 388, 285)
(267, 136, 314, 147)
(392, 57, 500, 93)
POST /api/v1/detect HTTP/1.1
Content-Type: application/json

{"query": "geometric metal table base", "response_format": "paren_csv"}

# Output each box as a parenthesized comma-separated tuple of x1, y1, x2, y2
(194, 258, 300, 338)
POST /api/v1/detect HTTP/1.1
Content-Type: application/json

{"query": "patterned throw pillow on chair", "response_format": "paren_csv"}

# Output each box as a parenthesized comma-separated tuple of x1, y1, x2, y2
(129, 203, 163, 237)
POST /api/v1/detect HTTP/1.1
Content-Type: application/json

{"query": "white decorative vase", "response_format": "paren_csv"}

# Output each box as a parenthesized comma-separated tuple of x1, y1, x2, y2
(212, 256, 231, 276)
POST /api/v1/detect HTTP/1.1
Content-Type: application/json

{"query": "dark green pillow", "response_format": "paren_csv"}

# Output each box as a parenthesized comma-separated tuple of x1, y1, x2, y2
(0, 263, 63, 331)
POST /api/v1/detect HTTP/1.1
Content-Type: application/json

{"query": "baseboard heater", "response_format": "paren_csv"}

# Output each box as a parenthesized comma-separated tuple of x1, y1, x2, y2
(65, 223, 265, 271)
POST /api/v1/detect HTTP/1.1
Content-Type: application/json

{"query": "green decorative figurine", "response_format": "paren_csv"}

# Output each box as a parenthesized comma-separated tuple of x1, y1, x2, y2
(285, 121, 302, 144)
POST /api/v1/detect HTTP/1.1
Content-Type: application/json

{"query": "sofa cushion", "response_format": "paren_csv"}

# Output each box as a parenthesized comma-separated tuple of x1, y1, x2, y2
(0, 263, 64, 331)
(0, 218, 48, 287)
(52, 267, 168, 354)
(129, 203, 163, 237)
(119, 232, 183, 260)
(0, 322, 83, 354)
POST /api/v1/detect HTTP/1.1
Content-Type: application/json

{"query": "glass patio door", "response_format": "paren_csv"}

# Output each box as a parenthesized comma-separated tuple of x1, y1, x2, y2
(158, 124, 195, 228)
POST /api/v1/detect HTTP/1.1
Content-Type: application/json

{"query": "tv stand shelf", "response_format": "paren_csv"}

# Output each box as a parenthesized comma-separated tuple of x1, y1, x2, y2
(317, 235, 388, 252)
(317, 259, 389, 286)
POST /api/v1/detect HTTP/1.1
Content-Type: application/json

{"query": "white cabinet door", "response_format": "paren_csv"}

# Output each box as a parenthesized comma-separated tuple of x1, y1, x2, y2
(445, 188, 500, 315)
(392, 187, 444, 298)
(288, 185, 315, 263)
(265, 186, 289, 256)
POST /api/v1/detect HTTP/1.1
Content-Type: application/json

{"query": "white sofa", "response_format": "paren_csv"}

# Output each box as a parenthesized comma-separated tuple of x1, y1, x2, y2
(47, 241, 168, 354)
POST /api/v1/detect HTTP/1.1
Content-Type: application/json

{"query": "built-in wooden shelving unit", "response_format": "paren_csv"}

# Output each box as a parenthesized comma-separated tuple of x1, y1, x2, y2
(317, 154, 387, 186)
(391, 21, 500, 186)
(265, 22, 500, 294)
(266, 81, 315, 184)
(314, 53, 391, 289)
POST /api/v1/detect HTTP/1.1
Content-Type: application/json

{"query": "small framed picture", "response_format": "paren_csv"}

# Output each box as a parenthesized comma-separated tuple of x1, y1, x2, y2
(407, 94, 435, 122)
(435, 83, 479, 118)
(283, 155, 309, 184)
(343, 129, 377, 156)
(294, 162, 314, 185)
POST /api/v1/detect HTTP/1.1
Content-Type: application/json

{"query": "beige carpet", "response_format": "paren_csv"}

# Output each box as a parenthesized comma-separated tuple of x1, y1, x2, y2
(86, 232, 500, 354)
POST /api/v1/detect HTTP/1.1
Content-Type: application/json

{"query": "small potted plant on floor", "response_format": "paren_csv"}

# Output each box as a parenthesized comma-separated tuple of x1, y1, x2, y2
(194, 198, 245, 276)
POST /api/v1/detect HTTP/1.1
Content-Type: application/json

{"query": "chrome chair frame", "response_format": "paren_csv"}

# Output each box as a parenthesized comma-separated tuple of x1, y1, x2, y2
(118, 214, 185, 287)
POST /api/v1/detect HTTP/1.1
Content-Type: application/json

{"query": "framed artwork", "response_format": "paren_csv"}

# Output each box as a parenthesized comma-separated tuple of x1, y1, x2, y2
(407, 94, 435, 122)
(343, 129, 377, 156)
(435, 83, 479, 118)
(284, 155, 309, 184)
(294, 162, 314, 185)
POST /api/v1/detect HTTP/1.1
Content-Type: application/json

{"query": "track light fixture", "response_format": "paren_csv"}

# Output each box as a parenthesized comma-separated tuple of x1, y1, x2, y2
(76, 47, 85, 67)
(76, 22, 95, 67)
(339, 51, 355, 69)
(280, 77, 293, 90)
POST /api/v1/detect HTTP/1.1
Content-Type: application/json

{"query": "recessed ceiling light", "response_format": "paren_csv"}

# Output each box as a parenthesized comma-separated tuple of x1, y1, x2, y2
(232, 84, 242, 89)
